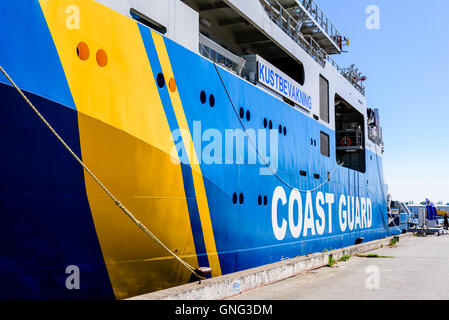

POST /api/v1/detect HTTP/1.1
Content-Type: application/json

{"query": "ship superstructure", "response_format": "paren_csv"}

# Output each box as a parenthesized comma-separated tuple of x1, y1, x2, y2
(0, 0, 392, 299)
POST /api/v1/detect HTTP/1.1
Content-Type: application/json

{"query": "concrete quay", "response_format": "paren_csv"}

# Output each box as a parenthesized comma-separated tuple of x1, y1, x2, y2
(229, 233, 449, 300)
(130, 234, 416, 300)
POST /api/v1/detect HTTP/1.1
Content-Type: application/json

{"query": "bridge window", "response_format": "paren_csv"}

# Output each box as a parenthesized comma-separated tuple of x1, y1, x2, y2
(320, 75, 329, 123)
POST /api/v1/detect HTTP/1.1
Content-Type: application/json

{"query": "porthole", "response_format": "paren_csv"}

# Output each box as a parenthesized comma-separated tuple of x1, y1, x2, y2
(239, 193, 244, 205)
(157, 73, 165, 88)
(96, 49, 108, 67)
(209, 94, 215, 107)
(300, 171, 307, 177)
(263, 196, 268, 206)
(263, 118, 268, 128)
(283, 126, 287, 136)
(269, 120, 273, 130)
(239, 107, 244, 119)
(232, 193, 238, 205)
(76, 42, 89, 61)
(246, 110, 251, 121)
(278, 125, 282, 134)
(169, 78, 177, 92)
(258, 195, 262, 206)
(200, 91, 207, 104)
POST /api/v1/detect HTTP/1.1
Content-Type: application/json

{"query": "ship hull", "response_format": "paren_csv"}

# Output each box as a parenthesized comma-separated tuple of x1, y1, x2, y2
(0, 0, 394, 299)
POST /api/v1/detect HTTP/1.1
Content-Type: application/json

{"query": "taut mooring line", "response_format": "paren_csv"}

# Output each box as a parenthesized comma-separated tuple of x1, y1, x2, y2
(0, 65, 206, 280)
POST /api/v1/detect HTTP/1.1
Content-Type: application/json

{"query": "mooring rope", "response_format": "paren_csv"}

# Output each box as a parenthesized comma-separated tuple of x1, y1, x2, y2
(0, 65, 205, 280)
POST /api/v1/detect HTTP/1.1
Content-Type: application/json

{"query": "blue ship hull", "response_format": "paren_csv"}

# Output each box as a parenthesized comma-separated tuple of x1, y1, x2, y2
(0, 0, 396, 299)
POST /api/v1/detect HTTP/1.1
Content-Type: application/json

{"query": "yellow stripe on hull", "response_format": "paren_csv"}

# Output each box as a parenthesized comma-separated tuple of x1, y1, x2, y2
(152, 34, 223, 278)
(39, 0, 199, 298)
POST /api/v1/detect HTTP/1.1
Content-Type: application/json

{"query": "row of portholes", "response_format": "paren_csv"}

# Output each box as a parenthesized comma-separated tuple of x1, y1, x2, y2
(232, 193, 269, 207)
(76, 42, 108, 67)
(239, 107, 251, 122)
(232, 192, 244, 205)
(200, 91, 215, 107)
(300, 170, 320, 180)
(258, 195, 268, 207)
(263, 118, 287, 136)
(157, 73, 177, 92)
(310, 138, 317, 147)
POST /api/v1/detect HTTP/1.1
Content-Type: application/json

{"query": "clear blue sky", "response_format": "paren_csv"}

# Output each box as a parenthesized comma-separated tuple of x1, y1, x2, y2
(318, 0, 449, 203)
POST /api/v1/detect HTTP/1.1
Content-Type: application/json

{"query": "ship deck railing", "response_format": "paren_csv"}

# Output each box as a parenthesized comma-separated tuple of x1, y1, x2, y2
(327, 56, 366, 96)
(297, 0, 340, 44)
(259, 0, 366, 96)
(199, 33, 246, 76)
(260, 0, 327, 64)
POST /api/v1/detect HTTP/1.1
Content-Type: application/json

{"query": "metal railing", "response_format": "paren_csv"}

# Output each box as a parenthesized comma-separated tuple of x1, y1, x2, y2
(328, 56, 366, 95)
(297, 0, 341, 41)
(260, 0, 327, 65)
(259, 0, 366, 96)
(340, 64, 366, 96)
(199, 33, 246, 75)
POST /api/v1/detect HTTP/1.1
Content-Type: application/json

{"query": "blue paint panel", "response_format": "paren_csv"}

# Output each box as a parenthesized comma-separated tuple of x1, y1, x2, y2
(164, 35, 396, 273)
(137, 25, 210, 270)
(0, 83, 114, 299)
(0, 1, 76, 110)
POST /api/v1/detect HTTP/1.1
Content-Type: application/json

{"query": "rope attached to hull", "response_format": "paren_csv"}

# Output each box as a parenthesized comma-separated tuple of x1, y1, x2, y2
(0, 65, 205, 280)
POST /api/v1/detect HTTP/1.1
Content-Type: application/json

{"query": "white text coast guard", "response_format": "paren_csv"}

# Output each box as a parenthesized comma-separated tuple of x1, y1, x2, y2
(271, 186, 373, 241)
